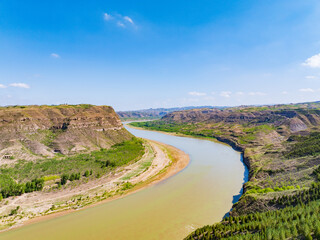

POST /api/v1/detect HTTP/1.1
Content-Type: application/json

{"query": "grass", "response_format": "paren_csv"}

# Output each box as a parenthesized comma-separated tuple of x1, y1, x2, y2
(121, 142, 154, 181)
(40, 129, 60, 147)
(0, 138, 144, 198)
(130, 121, 209, 137)
(43, 175, 60, 181)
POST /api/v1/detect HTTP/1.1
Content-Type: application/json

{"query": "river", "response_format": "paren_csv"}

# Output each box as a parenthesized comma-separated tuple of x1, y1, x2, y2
(0, 125, 248, 240)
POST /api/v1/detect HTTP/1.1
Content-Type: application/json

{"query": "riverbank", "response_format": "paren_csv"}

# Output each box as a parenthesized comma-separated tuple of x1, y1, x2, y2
(130, 114, 320, 223)
(0, 138, 189, 232)
(1, 123, 244, 240)
(127, 123, 250, 212)
(128, 123, 250, 181)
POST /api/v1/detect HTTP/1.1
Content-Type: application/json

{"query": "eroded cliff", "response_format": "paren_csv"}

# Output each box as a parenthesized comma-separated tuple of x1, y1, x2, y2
(0, 104, 132, 164)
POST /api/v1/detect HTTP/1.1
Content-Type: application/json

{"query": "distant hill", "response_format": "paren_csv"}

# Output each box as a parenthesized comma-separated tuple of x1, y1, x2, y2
(118, 101, 320, 121)
(117, 106, 226, 120)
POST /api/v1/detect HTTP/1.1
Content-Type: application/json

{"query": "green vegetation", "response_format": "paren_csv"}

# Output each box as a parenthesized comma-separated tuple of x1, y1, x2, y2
(285, 132, 320, 158)
(0, 138, 144, 199)
(131, 121, 190, 133)
(121, 182, 134, 191)
(130, 121, 213, 138)
(238, 125, 275, 144)
(40, 129, 61, 147)
(269, 183, 320, 207)
(42, 175, 59, 181)
(121, 142, 154, 181)
(9, 206, 20, 216)
(185, 200, 320, 240)
(187, 166, 320, 240)
(246, 185, 296, 194)
(0, 175, 44, 198)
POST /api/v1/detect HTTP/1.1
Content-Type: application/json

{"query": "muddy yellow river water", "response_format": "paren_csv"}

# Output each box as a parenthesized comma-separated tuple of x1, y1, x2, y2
(0, 125, 248, 240)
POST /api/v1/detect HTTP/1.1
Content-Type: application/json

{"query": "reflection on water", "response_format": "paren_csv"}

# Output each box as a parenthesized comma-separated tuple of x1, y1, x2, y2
(1, 125, 248, 240)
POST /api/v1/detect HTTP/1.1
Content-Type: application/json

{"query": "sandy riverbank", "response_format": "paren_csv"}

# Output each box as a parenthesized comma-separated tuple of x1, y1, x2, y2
(0, 138, 189, 232)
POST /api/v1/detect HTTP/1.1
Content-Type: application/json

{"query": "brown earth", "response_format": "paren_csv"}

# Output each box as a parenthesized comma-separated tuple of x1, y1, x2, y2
(0, 105, 132, 164)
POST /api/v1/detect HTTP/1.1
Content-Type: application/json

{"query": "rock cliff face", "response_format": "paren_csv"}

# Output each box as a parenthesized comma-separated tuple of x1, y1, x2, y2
(0, 105, 132, 164)
(162, 108, 320, 133)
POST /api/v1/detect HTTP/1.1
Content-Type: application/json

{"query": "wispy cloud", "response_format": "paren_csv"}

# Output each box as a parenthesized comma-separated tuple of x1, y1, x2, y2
(299, 88, 314, 93)
(9, 83, 30, 89)
(124, 16, 134, 24)
(188, 91, 206, 96)
(104, 13, 113, 21)
(220, 91, 232, 98)
(282, 91, 288, 95)
(117, 22, 125, 28)
(103, 12, 135, 28)
(302, 53, 320, 68)
(51, 53, 60, 58)
(0, 84, 6, 89)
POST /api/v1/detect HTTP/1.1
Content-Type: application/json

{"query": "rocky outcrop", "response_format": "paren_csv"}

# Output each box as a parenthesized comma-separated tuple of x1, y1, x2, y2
(162, 108, 320, 132)
(0, 105, 132, 163)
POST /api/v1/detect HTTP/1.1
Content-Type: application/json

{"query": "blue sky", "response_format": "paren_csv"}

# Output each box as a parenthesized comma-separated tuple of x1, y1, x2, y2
(1, 0, 320, 110)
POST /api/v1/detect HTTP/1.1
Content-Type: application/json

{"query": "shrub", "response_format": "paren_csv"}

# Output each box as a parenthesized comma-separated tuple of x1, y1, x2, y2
(84, 170, 90, 177)
(61, 174, 69, 185)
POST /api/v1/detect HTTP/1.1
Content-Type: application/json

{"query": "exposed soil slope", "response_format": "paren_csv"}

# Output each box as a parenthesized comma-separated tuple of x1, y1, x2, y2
(0, 105, 132, 164)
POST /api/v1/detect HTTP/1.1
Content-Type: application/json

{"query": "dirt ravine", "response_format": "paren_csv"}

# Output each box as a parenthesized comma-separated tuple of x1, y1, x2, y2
(0, 139, 189, 232)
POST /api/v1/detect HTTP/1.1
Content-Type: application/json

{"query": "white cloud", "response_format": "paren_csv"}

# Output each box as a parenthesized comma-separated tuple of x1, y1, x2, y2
(282, 91, 288, 95)
(299, 88, 314, 92)
(302, 53, 320, 68)
(188, 91, 206, 96)
(103, 12, 135, 28)
(104, 13, 112, 21)
(248, 92, 266, 96)
(220, 91, 232, 98)
(0, 84, 6, 88)
(236, 91, 244, 95)
(117, 22, 125, 28)
(124, 16, 134, 24)
(51, 53, 60, 58)
(9, 83, 30, 89)
(305, 75, 316, 79)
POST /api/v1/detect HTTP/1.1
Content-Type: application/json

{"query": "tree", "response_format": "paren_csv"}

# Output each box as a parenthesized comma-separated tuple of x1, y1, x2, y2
(84, 170, 90, 177)
(61, 174, 69, 185)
